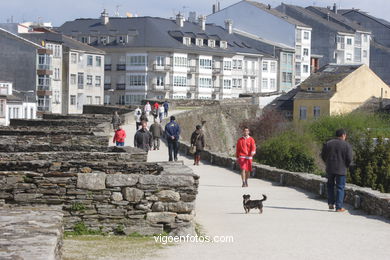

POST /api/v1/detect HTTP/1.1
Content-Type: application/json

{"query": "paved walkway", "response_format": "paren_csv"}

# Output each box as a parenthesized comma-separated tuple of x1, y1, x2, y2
(114, 111, 390, 260)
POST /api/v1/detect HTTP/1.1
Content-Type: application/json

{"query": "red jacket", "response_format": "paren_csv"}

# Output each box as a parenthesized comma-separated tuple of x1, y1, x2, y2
(236, 136, 256, 159)
(113, 129, 126, 143)
(153, 103, 159, 110)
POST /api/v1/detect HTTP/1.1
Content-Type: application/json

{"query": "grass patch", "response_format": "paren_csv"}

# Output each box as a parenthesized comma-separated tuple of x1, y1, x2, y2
(64, 222, 105, 237)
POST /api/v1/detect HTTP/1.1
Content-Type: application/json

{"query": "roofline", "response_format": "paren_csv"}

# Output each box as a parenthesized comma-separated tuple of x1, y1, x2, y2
(62, 34, 105, 54)
(342, 9, 390, 31)
(0, 28, 44, 49)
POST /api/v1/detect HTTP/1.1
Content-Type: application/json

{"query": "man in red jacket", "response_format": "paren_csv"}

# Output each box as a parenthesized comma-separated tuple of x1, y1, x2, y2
(236, 126, 256, 187)
(113, 125, 126, 146)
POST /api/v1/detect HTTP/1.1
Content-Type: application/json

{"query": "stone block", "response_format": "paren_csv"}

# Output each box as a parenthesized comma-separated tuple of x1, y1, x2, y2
(111, 192, 123, 201)
(139, 175, 160, 185)
(106, 174, 139, 187)
(159, 175, 194, 187)
(176, 214, 194, 222)
(151, 202, 165, 212)
(77, 172, 106, 190)
(146, 212, 177, 223)
(167, 201, 195, 213)
(122, 188, 144, 202)
(156, 190, 180, 202)
(124, 225, 163, 236)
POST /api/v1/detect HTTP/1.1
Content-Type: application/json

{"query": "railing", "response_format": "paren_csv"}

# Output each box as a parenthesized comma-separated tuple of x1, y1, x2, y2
(153, 64, 171, 71)
(37, 85, 51, 91)
(116, 64, 126, 71)
(38, 64, 51, 70)
(212, 68, 221, 74)
(37, 106, 50, 112)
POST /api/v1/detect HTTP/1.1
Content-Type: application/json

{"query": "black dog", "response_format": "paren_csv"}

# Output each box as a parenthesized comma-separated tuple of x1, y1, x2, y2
(243, 194, 267, 214)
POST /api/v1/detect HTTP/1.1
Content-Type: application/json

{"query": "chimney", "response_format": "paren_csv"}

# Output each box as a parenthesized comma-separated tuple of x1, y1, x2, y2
(327, 12, 330, 21)
(212, 4, 216, 14)
(217, 2, 220, 12)
(225, 19, 233, 34)
(267, 4, 271, 10)
(198, 15, 206, 31)
(176, 13, 184, 27)
(101, 9, 109, 25)
(332, 3, 337, 14)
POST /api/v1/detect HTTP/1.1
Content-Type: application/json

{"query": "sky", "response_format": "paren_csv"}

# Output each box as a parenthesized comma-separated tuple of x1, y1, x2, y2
(1, 0, 390, 26)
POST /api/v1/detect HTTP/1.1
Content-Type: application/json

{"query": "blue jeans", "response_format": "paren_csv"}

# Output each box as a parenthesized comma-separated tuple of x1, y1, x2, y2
(167, 140, 179, 161)
(327, 174, 346, 210)
(116, 142, 124, 146)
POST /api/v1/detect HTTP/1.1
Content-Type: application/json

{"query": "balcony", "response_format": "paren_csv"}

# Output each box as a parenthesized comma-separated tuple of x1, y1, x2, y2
(104, 84, 112, 90)
(104, 64, 112, 71)
(150, 84, 166, 91)
(188, 66, 197, 74)
(116, 64, 126, 71)
(212, 68, 221, 74)
(116, 83, 126, 90)
(37, 106, 50, 112)
(244, 70, 256, 77)
(153, 64, 171, 71)
(337, 43, 345, 50)
(37, 84, 51, 91)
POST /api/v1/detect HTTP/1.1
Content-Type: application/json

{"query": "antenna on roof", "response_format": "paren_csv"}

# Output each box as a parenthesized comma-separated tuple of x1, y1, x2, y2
(115, 5, 121, 17)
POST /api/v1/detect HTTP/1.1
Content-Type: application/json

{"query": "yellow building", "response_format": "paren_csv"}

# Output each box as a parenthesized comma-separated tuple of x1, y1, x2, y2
(293, 64, 390, 121)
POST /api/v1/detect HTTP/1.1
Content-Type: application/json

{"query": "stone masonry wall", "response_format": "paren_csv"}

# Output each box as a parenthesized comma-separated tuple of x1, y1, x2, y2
(0, 161, 199, 236)
(178, 141, 390, 219)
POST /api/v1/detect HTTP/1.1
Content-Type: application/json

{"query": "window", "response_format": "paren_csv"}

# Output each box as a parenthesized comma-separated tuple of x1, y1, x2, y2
(363, 50, 368, 58)
(323, 87, 331, 92)
(346, 53, 352, 61)
(104, 95, 110, 105)
(95, 76, 101, 87)
(270, 79, 276, 90)
(0, 100, 5, 117)
(86, 96, 92, 105)
(196, 38, 203, 46)
(232, 78, 242, 88)
(70, 53, 77, 64)
(262, 61, 268, 72)
(78, 53, 84, 64)
(70, 74, 76, 85)
(173, 76, 187, 87)
(262, 78, 268, 89)
(53, 90, 60, 104)
(38, 75, 51, 90)
(199, 78, 212, 88)
(270, 62, 276, 73)
(174, 56, 188, 67)
(96, 56, 102, 67)
(313, 106, 321, 119)
(208, 40, 215, 48)
(308, 87, 315, 91)
(364, 34, 368, 42)
(183, 37, 191, 46)
(299, 106, 307, 120)
(303, 31, 310, 40)
(233, 59, 243, 70)
(100, 36, 107, 44)
(70, 95, 76, 105)
(156, 56, 165, 66)
(54, 68, 60, 80)
(223, 79, 232, 89)
(128, 75, 146, 86)
(105, 55, 111, 65)
(54, 45, 61, 57)
(223, 61, 232, 70)
(303, 48, 309, 56)
(220, 41, 227, 49)
(37, 96, 50, 111)
(95, 96, 101, 105)
(282, 72, 293, 83)
(128, 56, 146, 66)
(78, 73, 84, 88)
(354, 47, 362, 62)
(24, 107, 27, 119)
(38, 54, 51, 70)
(287, 54, 293, 64)
(347, 38, 352, 45)
(156, 76, 164, 86)
(81, 36, 88, 44)
(199, 59, 212, 69)
(303, 65, 309, 73)
(86, 75, 92, 86)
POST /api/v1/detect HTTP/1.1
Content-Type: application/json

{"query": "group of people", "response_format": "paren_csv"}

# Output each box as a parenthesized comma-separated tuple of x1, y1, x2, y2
(114, 108, 352, 212)
(235, 126, 352, 212)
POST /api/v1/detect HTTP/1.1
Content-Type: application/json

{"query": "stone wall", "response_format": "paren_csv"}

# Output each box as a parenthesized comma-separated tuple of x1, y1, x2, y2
(0, 135, 108, 147)
(178, 141, 390, 219)
(83, 105, 134, 115)
(173, 104, 260, 155)
(0, 161, 199, 236)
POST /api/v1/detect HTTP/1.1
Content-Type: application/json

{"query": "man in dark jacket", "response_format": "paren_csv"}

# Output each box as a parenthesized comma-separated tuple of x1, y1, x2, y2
(165, 116, 180, 161)
(134, 121, 153, 153)
(149, 119, 163, 150)
(321, 129, 353, 212)
(163, 101, 169, 117)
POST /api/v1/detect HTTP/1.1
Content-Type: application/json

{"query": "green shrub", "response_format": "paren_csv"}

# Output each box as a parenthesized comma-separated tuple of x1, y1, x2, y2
(257, 131, 318, 173)
(64, 222, 105, 236)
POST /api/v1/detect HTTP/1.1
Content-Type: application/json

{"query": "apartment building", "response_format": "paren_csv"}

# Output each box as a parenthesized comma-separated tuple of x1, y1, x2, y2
(276, 4, 371, 68)
(207, 0, 313, 85)
(58, 12, 279, 105)
(339, 9, 390, 84)
(20, 31, 105, 114)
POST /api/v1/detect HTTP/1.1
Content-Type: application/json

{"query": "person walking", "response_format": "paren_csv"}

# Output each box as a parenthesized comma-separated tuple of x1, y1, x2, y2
(111, 111, 121, 130)
(134, 109, 142, 131)
(165, 116, 180, 161)
(149, 118, 164, 150)
(190, 125, 205, 166)
(158, 105, 164, 122)
(112, 125, 126, 146)
(236, 126, 256, 187)
(163, 101, 169, 117)
(144, 102, 151, 117)
(140, 111, 148, 124)
(134, 121, 153, 153)
(153, 102, 159, 112)
(321, 129, 353, 212)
